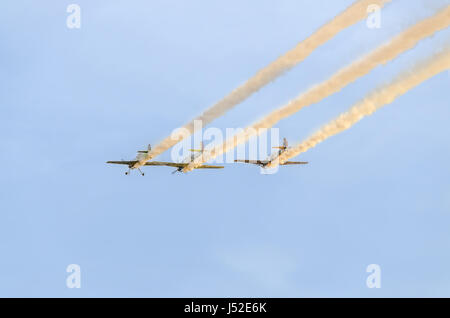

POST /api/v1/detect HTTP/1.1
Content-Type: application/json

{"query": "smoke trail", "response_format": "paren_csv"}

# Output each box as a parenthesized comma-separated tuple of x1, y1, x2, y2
(184, 6, 450, 172)
(144, 0, 391, 162)
(265, 48, 450, 168)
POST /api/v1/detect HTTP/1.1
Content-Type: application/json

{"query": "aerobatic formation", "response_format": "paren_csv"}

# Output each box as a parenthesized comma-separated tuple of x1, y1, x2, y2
(107, 1, 450, 176)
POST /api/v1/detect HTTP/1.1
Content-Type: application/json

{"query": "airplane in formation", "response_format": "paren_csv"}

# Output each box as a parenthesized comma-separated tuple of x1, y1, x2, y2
(234, 138, 308, 168)
(106, 143, 224, 175)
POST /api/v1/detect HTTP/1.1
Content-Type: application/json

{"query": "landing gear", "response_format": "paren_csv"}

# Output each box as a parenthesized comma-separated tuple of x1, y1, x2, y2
(138, 168, 145, 176)
(171, 167, 183, 174)
(125, 168, 131, 175)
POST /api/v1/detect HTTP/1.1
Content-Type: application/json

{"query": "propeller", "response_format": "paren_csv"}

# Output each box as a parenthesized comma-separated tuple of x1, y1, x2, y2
(171, 167, 183, 175)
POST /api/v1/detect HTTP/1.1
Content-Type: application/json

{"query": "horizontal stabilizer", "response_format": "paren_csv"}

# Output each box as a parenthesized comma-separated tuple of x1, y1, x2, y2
(137, 144, 152, 153)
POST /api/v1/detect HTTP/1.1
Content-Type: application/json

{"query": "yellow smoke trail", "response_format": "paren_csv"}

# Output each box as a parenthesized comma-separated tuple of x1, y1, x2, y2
(184, 5, 450, 172)
(144, 0, 391, 162)
(265, 48, 450, 168)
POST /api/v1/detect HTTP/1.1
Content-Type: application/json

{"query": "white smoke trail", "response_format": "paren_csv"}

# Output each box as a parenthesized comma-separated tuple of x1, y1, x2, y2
(265, 48, 450, 168)
(145, 0, 392, 162)
(184, 6, 450, 172)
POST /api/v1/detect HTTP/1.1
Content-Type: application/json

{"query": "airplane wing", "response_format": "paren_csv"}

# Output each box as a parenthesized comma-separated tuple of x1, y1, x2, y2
(281, 161, 309, 165)
(144, 161, 184, 167)
(234, 159, 268, 166)
(145, 161, 224, 169)
(234, 159, 308, 166)
(106, 161, 137, 165)
(197, 165, 224, 169)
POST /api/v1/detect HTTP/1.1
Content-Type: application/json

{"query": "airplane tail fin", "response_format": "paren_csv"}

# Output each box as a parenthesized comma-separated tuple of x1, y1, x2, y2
(189, 141, 204, 153)
(138, 144, 152, 153)
(273, 138, 288, 150)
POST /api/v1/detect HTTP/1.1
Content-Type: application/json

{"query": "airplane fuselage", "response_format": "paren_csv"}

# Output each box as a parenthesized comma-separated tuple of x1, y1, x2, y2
(129, 153, 149, 169)
(131, 161, 144, 169)
(262, 149, 285, 167)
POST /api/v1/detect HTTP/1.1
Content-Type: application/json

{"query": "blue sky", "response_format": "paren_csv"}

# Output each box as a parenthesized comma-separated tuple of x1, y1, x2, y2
(1, 0, 450, 297)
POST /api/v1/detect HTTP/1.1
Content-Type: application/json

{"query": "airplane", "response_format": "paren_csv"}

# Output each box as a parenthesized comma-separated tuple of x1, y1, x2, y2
(107, 143, 224, 175)
(234, 138, 308, 168)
